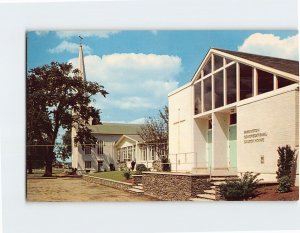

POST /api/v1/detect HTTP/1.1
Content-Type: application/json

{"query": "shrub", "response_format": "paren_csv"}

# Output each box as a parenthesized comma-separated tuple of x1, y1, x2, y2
(219, 172, 262, 201)
(161, 156, 171, 172)
(152, 160, 162, 171)
(118, 162, 127, 171)
(276, 145, 295, 180)
(135, 164, 149, 175)
(122, 168, 131, 180)
(278, 175, 292, 193)
(109, 163, 115, 171)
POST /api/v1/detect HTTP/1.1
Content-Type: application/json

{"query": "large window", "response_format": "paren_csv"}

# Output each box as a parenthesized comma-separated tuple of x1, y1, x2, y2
(214, 70, 224, 108)
(128, 146, 133, 161)
(278, 76, 296, 89)
(85, 161, 91, 169)
(143, 147, 147, 160)
(240, 63, 253, 100)
(226, 64, 236, 104)
(97, 140, 104, 155)
(257, 69, 273, 94)
(85, 146, 91, 155)
(203, 76, 212, 111)
(214, 55, 223, 71)
(194, 81, 202, 114)
(203, 57, 212, 76)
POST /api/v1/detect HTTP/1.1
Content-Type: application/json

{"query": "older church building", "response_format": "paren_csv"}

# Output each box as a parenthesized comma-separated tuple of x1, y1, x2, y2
(168, 48, 299, 184)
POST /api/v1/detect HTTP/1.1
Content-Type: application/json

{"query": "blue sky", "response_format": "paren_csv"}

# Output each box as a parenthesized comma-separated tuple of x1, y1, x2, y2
(27, 30, 298, 123)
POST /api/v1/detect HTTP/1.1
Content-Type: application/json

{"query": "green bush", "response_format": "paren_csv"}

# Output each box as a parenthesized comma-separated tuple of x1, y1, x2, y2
(161, 156, 171, 172)
(122, 168, 131, 180)
(278, 175, 292, 193)
(219, 172, 262, 201)
(135, 164, 149, 175)
(152, 160, 162, 171)
(276, 145, 295, 180)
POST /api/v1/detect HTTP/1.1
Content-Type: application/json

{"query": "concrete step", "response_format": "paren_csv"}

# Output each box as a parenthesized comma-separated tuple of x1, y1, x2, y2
(133, 185, 143, 190)
(128, 188, 144, 194)
(211, 181, 226, 186)
(197, 193, 217, 200)
(137, 183, 143, 186)
(190, 198, 214, 202)
(204, 189, 216, 195)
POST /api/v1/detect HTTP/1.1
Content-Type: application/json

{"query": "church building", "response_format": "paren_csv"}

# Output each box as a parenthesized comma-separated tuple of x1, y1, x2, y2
(168, 48, 299, 183)
(71, 44, 159, 173)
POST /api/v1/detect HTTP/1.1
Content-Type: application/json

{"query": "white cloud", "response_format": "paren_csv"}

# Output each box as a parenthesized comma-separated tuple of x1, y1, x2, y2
(238, 33, 298, 60)
(69, 53, 181, 111)
(129, 117, 146, 124)
(34, 31, 49, 36)
(55, 30, 120, 39)
(48, 41, 92, 54)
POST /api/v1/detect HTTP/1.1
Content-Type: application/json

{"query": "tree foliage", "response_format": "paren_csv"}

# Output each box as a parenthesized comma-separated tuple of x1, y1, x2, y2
(276, 145, 295, 180)
(26, 62, 108, 176)
(138, 106, 169, 157)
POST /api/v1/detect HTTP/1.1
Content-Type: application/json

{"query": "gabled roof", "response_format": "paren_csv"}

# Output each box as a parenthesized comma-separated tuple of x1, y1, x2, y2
(88, 123, 143, 135)
(213, 48, 299, 76)
(115, 134, 144, 147)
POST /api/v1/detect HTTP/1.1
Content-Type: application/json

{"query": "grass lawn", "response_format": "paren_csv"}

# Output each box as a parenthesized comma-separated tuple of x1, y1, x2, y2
(89, 171, 128, 182)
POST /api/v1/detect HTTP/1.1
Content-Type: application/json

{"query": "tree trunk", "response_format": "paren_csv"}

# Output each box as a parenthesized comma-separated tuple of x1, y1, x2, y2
(27, 159, 33, 174)
(43, 146, 54, 177)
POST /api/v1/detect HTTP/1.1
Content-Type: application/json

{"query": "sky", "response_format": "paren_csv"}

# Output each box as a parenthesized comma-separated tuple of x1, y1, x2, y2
(27, 30, 298, 124)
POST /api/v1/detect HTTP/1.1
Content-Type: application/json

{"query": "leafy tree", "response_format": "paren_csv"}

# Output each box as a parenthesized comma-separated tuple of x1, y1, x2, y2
(27, 62, 108, 176)
(276, 145, 295, 180)
(138, 106, 169, 158)
(57, 129, 72, 162)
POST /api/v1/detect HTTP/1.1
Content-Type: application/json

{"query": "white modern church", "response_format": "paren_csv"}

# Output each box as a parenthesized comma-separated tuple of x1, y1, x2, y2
(168, 48, 299, 183)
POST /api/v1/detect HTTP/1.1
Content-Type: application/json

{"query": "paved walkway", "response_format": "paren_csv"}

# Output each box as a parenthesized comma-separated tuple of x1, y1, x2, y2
(27, 177, 157, 202)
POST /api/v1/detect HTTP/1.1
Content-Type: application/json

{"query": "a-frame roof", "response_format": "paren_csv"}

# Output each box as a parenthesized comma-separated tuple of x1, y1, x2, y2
(88, 123, 143, 135)
(190, 48, 299, 84)
(214, 48, 299, 76)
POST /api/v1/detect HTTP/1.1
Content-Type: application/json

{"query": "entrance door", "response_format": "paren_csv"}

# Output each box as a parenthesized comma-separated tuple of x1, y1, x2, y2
(97, 161, 103, 172)
(229, 125, 237, 168)
(207, 129, 212, 170)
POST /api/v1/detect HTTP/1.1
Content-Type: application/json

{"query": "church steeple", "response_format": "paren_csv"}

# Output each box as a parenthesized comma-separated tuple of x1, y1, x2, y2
(78, 38, 86, 81)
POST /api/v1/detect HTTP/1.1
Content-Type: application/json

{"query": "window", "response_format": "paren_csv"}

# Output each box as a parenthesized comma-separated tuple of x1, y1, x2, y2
(143, 147, 147, 160)
(203, 76, 212, 111)
(133, 145, 136, 160)
(208, 119, 212, 129)
(117, 149, 121, 161)
(85, 146, 91, 155)
(230, 113, 236, 125)
(85, 161, 91, 169)
(128, 146, 133, 161)
(97, 140, 104, 154)
(278, 76, 296, 89)
(240, 63, 253, 100)
(214, 70, 224, 108)
(151, 147, 156, 160)
(194, 81, 202, 115)
(226, 64, 236, 104)
(257, 69, 273, 94)
(225, 58, 233, 64)
(203, 57, 212, 76)
(214, 55, 224, 71)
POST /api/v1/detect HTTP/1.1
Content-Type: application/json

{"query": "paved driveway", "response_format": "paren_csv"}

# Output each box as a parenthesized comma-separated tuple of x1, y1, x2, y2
(27, 177, 157, 202)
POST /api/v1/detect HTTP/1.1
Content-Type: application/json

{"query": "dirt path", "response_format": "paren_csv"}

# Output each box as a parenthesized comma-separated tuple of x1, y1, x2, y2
(27, 177, 157, 202)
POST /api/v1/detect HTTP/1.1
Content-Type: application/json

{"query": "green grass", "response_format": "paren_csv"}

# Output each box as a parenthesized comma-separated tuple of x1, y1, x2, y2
(89, 171, 127, 182)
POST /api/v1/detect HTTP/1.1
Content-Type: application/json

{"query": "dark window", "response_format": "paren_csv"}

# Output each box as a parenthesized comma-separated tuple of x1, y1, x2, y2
(85, 161, 91, 169)
(226, 64, 236, 104)
(230, 113, 237, 125)
(97, 140, 104, 154)
(85, 146, 91, 155)
(214, 55, 224, 71)
(208, 119, 212, 129)
(203, 57, 212, 76)
(214, 70, 224, 108)
(240, 63, 253, 100)
(278, 76, 296, 89)
(194, 81, 202, 115)
(225, 58, 233, 64)
(257, 69, 273, 94)
(203, 76, 212, 111)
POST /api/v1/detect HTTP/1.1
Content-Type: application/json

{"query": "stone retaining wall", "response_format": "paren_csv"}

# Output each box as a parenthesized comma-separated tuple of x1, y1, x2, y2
(142, 172, 210, 201)
(132, 175, 142, 185)
(83, 175, 133, 191)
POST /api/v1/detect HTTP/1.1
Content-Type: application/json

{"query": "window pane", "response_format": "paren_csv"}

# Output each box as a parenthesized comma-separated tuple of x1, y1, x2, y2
(258, 69, 273, 94)
(214, 55, 223, 71)
(240, 63, 253, 100)
(203, 76, 212, 111)
(278, 76, 296, 88)
(194, 81, 201, 114)
(203, 57, 212, 76)
(225, 58, 233, 64)
(214, 70, 224, 108)
(226, 64, 236, 104)
(230, 113, 237, 125)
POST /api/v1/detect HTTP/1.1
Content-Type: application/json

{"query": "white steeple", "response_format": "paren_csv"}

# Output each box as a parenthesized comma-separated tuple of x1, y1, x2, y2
(78, 43, 86, 81)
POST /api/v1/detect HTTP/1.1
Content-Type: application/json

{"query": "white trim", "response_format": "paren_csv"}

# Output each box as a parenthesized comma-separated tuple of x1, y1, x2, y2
(168, 81, 192, 97)
(236, 63, 240, 102)
(253, 67, 258, 96)
(274, 74, 278, 90)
